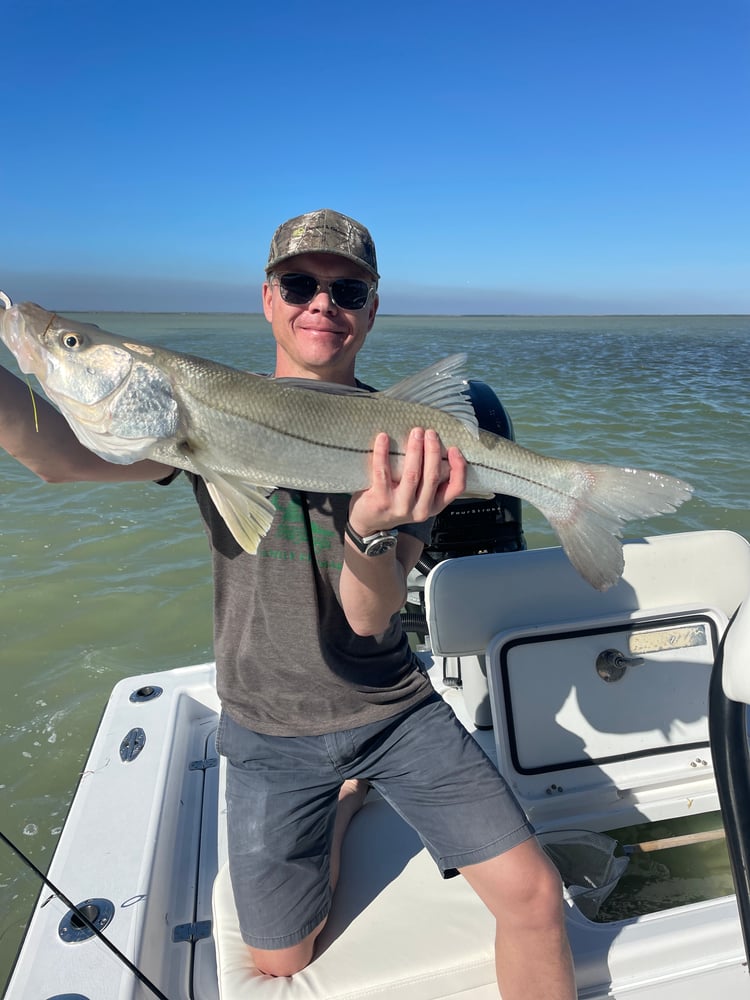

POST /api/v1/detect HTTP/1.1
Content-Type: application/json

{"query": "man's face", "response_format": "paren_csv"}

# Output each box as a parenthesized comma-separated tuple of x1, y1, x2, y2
(263, 252, 378, 383)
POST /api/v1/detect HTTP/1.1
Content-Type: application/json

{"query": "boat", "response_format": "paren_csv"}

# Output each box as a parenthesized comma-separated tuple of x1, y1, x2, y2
(4, 525, 750, 999)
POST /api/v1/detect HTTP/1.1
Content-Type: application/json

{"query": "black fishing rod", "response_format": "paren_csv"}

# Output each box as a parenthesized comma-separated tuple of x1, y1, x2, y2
(707, 606, 750, 967)
(0, 828, 171, 1000)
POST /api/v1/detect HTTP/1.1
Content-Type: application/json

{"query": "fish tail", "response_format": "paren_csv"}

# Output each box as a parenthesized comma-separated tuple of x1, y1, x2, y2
(543, 464, 693, 591)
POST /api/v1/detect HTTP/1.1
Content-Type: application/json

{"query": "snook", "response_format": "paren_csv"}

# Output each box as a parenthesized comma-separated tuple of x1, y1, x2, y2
(0, 297, 692, 591)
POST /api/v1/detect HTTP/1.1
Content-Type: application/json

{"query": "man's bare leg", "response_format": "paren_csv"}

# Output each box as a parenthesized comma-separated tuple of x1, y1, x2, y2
(330, 778, 370, 890)
(461, 838, 576, 1000)
(250, 778, 369, 977)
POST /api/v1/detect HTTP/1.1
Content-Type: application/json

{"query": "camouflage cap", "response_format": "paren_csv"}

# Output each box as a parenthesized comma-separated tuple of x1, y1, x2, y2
(266, 209, 379, 279)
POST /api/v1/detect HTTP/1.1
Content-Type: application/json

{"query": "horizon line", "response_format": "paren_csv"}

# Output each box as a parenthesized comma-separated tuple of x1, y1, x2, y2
(56, 309, 750, 318)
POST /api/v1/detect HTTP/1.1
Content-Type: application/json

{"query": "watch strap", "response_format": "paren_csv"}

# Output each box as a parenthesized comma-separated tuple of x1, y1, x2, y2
(344, 521, 398, 556)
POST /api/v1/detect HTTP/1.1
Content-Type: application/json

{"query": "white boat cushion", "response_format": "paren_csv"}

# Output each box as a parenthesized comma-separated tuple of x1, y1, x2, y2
(212, 791, 499, 999)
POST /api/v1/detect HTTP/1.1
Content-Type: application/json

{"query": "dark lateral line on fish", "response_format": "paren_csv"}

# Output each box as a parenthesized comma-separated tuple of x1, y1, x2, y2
(183, 429, 558, 499)
(360, 444, 562, 505)
(468, 459, 588, 506)
(280, 435, 560, 499)
(180, 434, 399, 462)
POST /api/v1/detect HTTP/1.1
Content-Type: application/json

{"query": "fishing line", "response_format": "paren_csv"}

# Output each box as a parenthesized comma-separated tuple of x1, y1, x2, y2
(0, 828, 171, 1000)
(24, 378, 40, 432)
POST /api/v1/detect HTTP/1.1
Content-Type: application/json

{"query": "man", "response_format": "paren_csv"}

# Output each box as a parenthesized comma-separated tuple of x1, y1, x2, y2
(0, 209, 576, 998)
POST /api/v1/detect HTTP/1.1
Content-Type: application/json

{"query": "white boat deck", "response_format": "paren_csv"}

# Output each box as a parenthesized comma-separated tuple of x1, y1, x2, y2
(5, 530, 750, 999)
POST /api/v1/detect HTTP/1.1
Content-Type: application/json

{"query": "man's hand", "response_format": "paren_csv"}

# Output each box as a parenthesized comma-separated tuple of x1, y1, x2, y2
(347, 427, 467, 536)
(340, 428, 467, 637)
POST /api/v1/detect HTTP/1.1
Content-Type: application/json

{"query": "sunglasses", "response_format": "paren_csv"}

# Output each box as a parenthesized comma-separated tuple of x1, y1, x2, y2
(274, 272, 375, 311)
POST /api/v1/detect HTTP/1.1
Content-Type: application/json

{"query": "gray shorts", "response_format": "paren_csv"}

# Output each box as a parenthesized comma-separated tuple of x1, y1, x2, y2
(217, 691, 533, 949)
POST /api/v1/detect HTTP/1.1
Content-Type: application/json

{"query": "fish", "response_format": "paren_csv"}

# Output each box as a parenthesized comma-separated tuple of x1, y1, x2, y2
(0, 294, 692, 591)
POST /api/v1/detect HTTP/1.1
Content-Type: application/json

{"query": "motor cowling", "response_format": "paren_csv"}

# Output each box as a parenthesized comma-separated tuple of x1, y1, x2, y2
(420, 380, 526, 569)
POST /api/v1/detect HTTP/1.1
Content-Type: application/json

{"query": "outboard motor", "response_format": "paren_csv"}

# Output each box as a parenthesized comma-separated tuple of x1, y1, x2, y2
(418, 380, 526, 574)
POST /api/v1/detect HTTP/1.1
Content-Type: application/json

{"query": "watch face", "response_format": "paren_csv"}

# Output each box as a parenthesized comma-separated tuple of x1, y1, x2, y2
(365, 534, 398, 557)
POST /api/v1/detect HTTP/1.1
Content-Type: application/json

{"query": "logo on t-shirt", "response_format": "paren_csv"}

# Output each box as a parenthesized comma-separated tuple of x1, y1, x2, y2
(262, 492, 342, 570)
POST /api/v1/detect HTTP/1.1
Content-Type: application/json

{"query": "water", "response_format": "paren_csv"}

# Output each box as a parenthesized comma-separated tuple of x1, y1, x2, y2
(1, 312, 748, 985)
(598, 812, 734, 921)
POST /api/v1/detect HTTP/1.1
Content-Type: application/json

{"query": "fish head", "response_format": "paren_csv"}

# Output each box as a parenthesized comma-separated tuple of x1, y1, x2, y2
(0, 301, 135, 406)
(0, 299, 180, 463)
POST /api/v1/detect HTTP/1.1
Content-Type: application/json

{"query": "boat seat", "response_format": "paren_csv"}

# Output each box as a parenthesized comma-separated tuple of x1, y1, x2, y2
(426, 531, 750, 828)
(212, 789, 499, 999)
(425, 530, 750, 731)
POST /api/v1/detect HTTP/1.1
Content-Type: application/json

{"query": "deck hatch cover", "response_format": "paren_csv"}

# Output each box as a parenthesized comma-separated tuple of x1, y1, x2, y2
(494, 612, 720, 776)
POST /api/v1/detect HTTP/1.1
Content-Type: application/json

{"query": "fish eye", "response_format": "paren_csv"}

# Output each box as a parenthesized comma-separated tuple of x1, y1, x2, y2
(61, 332, 82, 349)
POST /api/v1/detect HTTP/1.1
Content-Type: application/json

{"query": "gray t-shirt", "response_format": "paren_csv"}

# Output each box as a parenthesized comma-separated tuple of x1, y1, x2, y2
(188, 476, 434, 736)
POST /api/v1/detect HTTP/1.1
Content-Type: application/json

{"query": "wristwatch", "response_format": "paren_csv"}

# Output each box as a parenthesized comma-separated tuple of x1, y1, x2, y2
(345, 521, 399, 557)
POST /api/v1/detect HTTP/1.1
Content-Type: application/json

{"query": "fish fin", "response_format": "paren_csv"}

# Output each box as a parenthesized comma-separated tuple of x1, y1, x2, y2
(200, 469, 277, 554)
(381, 354, 480, 438)
(545, 466, 693, 591)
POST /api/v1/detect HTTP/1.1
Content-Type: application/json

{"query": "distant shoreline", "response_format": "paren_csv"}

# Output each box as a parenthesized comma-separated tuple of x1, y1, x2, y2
(60, 310, 750, 319)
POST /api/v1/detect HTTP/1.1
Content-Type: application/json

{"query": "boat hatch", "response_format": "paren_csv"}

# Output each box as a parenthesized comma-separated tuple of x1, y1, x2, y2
(425, 530, 750, 832)
(486, 607, 725, 825)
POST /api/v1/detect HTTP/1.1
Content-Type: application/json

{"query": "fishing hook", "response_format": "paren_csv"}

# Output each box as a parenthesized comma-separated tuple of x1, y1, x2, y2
(0, 291, 12, 309)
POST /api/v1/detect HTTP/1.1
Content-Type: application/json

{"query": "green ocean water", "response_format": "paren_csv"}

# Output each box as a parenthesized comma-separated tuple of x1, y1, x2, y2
(1, 312, 749, 986)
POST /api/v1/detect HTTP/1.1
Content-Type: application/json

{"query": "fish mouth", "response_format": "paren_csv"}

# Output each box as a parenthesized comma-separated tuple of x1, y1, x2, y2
(0, 304, 46, 377)
(0, 304, 27, 362)
(0, 294, 15, 352)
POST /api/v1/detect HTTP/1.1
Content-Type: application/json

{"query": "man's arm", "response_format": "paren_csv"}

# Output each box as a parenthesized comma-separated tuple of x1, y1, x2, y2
(0, 365, 174, 483)
(339, 427, 466, 637)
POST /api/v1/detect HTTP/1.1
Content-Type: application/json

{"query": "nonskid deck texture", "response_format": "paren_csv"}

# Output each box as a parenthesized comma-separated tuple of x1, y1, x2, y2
(6, 530, 750, 999)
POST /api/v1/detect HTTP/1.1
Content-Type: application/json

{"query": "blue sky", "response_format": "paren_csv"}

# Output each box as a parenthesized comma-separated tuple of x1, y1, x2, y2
(2, 0, 748, 314)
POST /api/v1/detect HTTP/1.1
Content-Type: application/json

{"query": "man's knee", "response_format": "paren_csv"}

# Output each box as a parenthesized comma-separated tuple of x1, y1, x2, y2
(249, 920, 324, 977)
(461, 838, 565, 926)
(250, 938, 315, 978)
